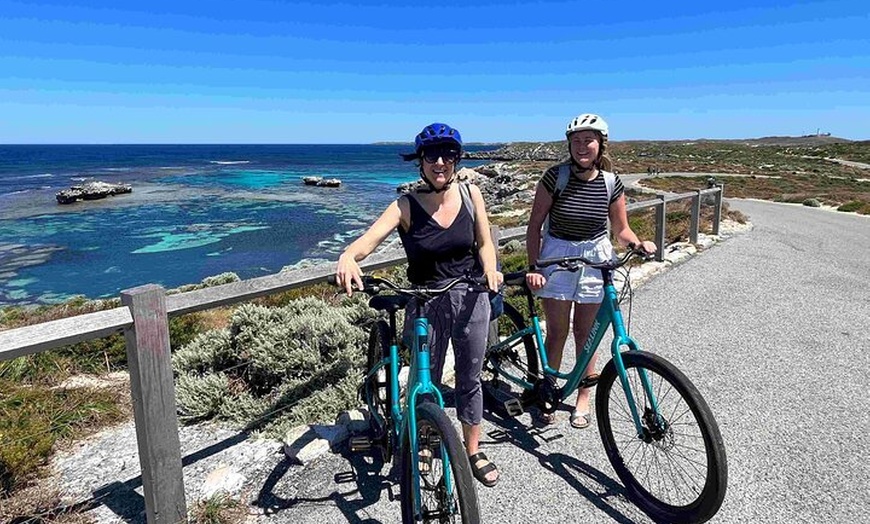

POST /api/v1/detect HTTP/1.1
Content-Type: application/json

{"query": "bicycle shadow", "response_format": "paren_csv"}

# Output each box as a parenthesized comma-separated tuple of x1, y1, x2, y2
(253, 439, 400, 523)
(478, 397, 654, 524)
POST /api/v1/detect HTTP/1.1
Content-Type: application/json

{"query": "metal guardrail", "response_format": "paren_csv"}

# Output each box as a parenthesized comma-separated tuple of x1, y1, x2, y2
(0, 184, 722, 523)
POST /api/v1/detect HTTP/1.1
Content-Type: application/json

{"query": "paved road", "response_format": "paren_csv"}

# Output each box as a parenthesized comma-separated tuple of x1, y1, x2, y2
(252, 200, 870, 523)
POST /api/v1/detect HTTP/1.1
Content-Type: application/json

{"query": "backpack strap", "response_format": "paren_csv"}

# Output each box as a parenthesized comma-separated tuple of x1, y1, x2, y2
(553, 165, 616, 202)
(458, 182, 476, 225)
(552, 164, 571, 202)
(603, 170, 616, 203)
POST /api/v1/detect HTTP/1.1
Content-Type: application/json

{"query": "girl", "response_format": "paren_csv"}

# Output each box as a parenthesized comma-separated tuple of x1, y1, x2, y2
(525, 113, 656, 428)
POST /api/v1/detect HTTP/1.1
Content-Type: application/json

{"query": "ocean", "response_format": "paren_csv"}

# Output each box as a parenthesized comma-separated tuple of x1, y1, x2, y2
(0, 144, 490, 307)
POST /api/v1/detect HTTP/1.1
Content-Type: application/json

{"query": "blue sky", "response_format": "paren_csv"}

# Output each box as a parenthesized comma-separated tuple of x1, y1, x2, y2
(1, 0, 867, 143)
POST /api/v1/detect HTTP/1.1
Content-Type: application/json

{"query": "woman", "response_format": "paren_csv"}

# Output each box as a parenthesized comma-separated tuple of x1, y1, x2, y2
(525, 113, 656, 428)
(336, 123, 502, 487)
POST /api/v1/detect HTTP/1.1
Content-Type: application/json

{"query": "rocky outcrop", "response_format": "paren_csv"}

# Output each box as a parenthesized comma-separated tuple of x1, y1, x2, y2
(56, 181, 132, 204)
(303, 176, 342, 187)
(465, 142, 565, 162)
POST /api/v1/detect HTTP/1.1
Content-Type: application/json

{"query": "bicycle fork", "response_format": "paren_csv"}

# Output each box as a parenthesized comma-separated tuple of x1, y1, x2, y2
(609, 329, 664, 439)
(604, 280, 665, 439)
(405, 317, 457, 520)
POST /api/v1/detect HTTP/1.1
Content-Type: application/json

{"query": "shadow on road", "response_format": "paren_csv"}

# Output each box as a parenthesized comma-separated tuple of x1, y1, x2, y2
(254, 439, 399, 523)
(481, 394, 650, 524)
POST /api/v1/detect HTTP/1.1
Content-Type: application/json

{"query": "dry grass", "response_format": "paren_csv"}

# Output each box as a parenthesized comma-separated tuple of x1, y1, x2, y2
(190, 493, 249, 524)
(0, 380, 127, 499)
(0, 485, 95, 524)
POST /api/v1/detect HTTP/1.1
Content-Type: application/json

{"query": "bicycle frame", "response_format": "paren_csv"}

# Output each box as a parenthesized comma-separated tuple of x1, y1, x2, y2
(490, 267, 662, 438)
(364, 299, 457, 517)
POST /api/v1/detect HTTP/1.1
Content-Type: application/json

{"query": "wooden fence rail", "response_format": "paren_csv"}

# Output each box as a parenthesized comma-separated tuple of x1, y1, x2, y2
(0, 185, 722, 523)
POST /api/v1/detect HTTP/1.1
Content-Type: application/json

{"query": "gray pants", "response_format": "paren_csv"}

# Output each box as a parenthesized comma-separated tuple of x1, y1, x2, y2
(403, 285, 490, 426)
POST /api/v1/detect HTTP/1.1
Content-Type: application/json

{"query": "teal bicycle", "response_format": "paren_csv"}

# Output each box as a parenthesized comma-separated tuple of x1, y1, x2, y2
(348, 274, 481, 524)
(483, 245, 727, 524)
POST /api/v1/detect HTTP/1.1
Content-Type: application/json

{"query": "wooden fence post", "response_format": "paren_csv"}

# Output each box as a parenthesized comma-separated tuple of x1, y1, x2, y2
(121, 284, 187, 523)
(690, 190, 701, 244)
(654, 194, 666, 261)
(712, 184, 724, 236)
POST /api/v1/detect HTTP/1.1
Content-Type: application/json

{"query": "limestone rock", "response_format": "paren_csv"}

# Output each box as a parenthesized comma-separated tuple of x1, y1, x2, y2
(56, 180, 132, 204)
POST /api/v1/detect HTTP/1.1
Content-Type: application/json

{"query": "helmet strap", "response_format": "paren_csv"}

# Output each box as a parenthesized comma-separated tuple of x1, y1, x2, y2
(417, 169, 455, 193)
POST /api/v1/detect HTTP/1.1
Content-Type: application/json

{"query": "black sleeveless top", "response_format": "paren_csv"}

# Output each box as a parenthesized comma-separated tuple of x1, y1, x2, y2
(398, 193, 482, 285)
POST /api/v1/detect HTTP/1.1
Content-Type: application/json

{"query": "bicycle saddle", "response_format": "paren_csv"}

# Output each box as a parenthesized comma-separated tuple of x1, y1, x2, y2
(369, 295, 410, 313)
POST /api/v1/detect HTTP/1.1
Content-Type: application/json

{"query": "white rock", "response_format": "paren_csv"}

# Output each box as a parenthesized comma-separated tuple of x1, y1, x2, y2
(200, 464, 245, 499)
(282, 425, 331, 465)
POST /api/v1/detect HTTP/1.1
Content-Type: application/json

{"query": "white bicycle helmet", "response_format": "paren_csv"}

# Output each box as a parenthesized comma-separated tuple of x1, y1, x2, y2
(566, 113, 609, 137)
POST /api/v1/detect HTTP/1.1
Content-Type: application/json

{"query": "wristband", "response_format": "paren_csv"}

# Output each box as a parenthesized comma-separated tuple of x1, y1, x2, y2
(528, 264, 537, 272)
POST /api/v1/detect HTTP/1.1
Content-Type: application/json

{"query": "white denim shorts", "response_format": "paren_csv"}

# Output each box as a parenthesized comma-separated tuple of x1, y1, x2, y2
(534, 231, 614, 304)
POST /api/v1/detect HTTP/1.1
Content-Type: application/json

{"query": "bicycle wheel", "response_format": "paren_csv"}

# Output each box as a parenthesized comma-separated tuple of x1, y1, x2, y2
(400, 402, 480, 524)
(596, 351, 727, 524)
(366, 321, 393, 460)
(483, 302, 540, 411)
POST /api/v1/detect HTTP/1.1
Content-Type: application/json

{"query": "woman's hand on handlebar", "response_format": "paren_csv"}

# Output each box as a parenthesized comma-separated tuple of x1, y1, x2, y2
(336, 253, 364, 296)
(484, 270, 504, 293)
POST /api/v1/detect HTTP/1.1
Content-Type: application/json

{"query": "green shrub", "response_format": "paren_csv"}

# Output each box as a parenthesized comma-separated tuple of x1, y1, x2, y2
(838, 200, 870, 214)
(173, 296, 377, 435)
(175, 373, 231, 423)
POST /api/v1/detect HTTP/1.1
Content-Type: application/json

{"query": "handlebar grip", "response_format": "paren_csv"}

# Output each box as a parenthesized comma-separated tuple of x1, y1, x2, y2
(468, 275, 489, 286)
(503, 271, 528, 286)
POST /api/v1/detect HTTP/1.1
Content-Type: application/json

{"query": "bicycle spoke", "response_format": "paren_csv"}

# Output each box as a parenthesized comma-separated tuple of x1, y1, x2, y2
(601, 354, 725, 516)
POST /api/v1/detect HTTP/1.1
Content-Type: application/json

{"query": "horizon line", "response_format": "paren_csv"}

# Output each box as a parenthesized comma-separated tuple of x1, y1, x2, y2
(0, 135, 863, 147)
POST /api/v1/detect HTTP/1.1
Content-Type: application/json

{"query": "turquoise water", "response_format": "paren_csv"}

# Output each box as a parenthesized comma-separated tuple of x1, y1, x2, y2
(0, 144, 490, 306)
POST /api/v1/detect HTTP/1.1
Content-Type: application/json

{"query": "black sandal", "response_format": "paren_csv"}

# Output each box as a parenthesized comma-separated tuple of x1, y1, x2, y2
(468, 451, 499, 488)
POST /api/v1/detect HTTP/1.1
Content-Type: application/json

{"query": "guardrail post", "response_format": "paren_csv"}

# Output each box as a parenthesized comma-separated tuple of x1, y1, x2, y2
(654, 194, 666, 261)
(690, 190, 701, 244)
(121, 284, 187, 523)
(712, 184, 724, 236)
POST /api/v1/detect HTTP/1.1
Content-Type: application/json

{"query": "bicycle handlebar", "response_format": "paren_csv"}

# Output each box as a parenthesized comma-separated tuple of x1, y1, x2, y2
(536, 244, 653, 272)
(500, 244, 653, 284)
(354, 274, 489, 298)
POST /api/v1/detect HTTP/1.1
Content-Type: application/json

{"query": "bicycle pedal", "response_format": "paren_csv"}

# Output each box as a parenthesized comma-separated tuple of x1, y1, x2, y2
(349, 435, 373, 452)
(504, 398, 524, 417)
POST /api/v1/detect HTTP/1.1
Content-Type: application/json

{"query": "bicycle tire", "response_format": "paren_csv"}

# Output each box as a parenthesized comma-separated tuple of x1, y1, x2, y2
(400, 402, 480, 524)
(596, 351, 727, 524)
(366, 321, 393, 460)
(483, 302, 540, 410)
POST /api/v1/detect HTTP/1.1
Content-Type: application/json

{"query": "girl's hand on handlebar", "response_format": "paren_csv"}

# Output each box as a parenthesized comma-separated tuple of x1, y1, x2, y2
(526, 270, 546, 290)
(638, 240, 657, 256)
(336, 253, 364, 296)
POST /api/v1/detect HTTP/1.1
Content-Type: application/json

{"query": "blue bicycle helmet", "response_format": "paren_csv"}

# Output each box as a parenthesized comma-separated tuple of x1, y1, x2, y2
(402, 123, 463, 161)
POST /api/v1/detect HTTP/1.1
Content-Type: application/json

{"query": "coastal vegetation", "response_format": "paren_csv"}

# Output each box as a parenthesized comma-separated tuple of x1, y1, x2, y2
(1, 135, 866, 517)
(474, 136, 870, 215)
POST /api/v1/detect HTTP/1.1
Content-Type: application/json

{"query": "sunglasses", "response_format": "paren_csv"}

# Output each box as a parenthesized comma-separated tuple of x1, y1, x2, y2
(421, 149, 461, 164)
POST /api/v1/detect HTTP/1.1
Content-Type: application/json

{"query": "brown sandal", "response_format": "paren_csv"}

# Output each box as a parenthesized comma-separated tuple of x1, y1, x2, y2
(468, 451, 499, 487)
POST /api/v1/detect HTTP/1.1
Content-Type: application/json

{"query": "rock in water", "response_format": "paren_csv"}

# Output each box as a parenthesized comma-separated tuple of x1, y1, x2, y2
(56, 181, 132, 205)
